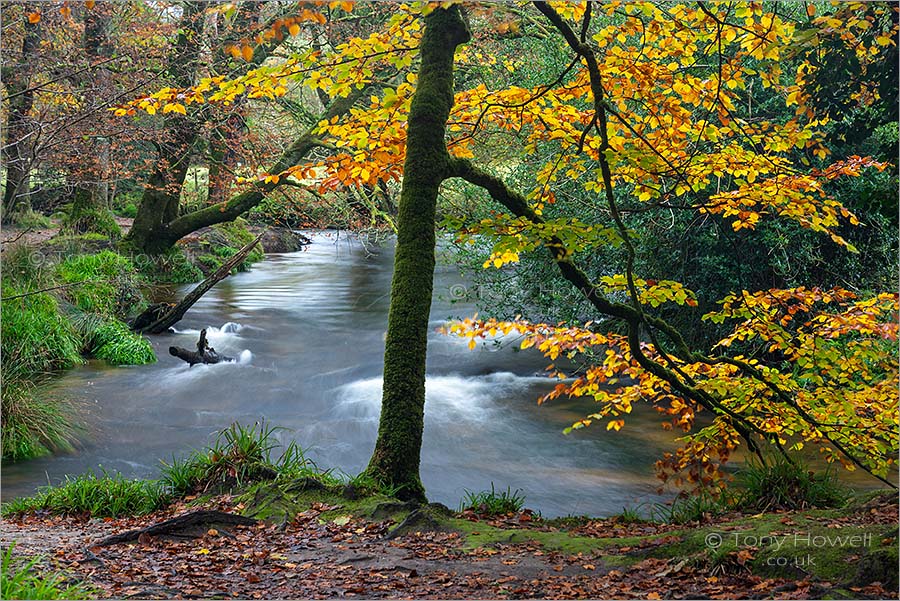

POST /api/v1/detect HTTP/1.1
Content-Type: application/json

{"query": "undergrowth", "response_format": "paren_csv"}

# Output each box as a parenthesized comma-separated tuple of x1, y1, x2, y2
(1, 545, 95, 600)
(160, 422, 327, 496)
(1, 245, 154, 460)
(1, 470, 169, 518)
(459, 483, 526, 515)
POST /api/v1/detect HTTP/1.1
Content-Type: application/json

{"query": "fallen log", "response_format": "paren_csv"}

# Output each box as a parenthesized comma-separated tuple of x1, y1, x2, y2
(95, 510, 257, 546)
(134, 230, 265, 334)
(169, 328, 232, 366)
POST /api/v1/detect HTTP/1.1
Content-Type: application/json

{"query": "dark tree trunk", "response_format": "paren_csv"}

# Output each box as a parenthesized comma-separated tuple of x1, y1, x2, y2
(364, 6, 470, 501)
(125, 0, 205, 252)
(1, 2, 41, 221)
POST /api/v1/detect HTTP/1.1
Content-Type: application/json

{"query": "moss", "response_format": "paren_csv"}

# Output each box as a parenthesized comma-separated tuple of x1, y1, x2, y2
(62, 189, 122, 240)
(211, 218, 264, 270)
(11, 210, 53, 229)
(366, 5, 471, 503)
(638, 506, 898, 586)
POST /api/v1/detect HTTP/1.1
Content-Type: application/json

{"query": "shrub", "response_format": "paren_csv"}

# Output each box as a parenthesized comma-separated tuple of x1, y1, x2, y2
(459, 483, 526, 515)
(2, 470, 169, 518)
(114, 202, 138, 219)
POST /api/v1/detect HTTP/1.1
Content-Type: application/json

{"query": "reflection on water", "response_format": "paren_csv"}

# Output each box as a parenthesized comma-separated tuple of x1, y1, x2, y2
(4, 233, 683, 517)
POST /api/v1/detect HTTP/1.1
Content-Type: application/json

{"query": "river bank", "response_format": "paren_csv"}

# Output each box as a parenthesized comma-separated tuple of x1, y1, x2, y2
(0, 218, 307, 462)
(2, 484, 896, 599)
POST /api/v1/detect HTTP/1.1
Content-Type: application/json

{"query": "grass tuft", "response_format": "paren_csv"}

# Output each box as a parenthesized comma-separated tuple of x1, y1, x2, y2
(160, 422, 324, 496)
(87, 320, 156, 365)
(0, 381, 78, 461)
(2, 470, 169, 518)
(459, 483, 526, 515)
(55, 251, 143, 316)
(653, 490, 726, 524)
(1, 545, 95, 600)
(732, 454, 849, 511)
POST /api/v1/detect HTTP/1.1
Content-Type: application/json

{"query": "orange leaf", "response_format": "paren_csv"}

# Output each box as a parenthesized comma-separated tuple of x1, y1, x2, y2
(27, 11, 41, 23)
(85, 0, 95, 7)
(288, 23, 300, 36)
(241, 45, 253, 62)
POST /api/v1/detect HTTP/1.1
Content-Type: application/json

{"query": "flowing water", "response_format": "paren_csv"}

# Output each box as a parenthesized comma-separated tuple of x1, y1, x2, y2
(3, 233, 684, 517)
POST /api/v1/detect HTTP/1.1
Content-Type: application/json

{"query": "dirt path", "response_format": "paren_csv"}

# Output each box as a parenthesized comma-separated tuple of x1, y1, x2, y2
(3, 495, 896, 600)
(1, 217, 133, 248)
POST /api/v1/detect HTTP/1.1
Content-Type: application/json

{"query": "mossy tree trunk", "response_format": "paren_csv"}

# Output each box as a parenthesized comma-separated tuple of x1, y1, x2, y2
(123, 2, 364, 255)
(1, 2, 41, 221)
(364, 5, 470, 501)
(125, 0, 205, 254)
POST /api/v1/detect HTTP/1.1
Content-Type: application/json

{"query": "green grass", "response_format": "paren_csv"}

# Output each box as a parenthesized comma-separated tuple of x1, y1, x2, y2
(87, 320, 156, 365)
(2, 470, 170, 518)
(55, 250, 143, 316)
(160, 422, 325, 496)
(1, 286, 83, 380)
(136, 246, 203, 284)
(459, 483, 526, 515)
(0, 381, 78, 461)
(1, 545, 95, 600)
(732, 454, 850, 511)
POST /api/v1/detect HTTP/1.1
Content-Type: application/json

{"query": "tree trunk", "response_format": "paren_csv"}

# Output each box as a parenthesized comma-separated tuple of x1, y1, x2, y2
(125, 0, 205, 253)
(364, 5, 470, 501)
(1, 2, 41, 221)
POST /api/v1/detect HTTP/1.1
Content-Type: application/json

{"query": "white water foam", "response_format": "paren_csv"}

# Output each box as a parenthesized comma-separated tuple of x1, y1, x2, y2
(335, 372, 537, 423)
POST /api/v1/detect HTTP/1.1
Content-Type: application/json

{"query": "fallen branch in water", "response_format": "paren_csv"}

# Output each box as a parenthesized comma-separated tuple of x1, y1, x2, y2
(169, 328, 232, 366)
(134, 230, 265, 334)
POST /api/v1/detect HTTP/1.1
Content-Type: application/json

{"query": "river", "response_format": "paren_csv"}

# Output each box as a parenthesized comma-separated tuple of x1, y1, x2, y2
(3, 233, 684, 517)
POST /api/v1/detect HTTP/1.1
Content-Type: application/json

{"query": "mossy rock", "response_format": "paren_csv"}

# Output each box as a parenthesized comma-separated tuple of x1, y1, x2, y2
(385, 503, 458, 539)
(854, 545, 899, 590)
